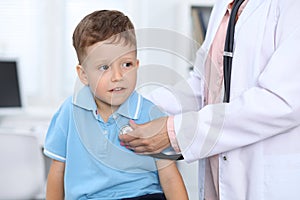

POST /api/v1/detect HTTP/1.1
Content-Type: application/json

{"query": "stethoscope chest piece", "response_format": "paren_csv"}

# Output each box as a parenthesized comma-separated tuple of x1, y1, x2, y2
(119, 125, 133, 135)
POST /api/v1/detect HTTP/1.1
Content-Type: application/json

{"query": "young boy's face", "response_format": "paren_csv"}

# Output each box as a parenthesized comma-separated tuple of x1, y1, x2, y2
(77, 41, 139, 111)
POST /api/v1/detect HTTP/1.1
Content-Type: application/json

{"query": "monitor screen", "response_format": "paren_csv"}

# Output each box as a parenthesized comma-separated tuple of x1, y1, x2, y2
(0, 60, 22, 109)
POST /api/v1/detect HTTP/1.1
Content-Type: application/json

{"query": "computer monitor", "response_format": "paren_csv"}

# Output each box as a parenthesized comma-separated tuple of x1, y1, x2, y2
(0, 60, 23, 116)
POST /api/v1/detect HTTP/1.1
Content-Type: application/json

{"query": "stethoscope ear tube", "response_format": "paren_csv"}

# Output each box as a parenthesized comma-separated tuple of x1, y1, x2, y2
(223, 0, 245, 103)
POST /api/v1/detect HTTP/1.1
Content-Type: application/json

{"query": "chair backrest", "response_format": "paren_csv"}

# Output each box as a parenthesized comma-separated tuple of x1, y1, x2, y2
(0, 132, 45, 199)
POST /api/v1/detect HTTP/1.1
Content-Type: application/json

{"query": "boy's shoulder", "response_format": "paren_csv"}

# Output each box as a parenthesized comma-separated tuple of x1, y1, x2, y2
(58, 96, 73, 112)
(50, 96, 74, 119)
(135, 91, 167, 121)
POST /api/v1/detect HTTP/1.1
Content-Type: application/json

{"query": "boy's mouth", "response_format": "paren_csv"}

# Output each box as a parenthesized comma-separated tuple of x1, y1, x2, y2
(109, 87, 125, 92)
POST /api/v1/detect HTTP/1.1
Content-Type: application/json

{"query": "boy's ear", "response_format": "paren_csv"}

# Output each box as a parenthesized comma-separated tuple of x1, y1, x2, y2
(136, 59, 140, 68)
(76, 65, 89, 85)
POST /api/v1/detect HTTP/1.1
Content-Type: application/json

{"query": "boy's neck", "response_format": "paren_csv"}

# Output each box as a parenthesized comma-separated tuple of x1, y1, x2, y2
(96, 103, 119, 123)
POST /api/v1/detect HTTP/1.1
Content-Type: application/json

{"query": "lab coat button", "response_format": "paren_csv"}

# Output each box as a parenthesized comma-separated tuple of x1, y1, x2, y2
(223, 156, 227, 161)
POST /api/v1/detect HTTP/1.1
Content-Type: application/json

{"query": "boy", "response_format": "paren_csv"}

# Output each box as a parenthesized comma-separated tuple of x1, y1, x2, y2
(43, 10, 188, 200)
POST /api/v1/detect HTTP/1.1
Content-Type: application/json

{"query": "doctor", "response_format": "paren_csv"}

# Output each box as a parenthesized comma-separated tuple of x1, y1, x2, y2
(120, 0, 300, 199)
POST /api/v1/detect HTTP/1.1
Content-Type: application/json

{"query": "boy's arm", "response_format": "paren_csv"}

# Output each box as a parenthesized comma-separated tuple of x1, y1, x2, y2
(46, 159, 65, 200)
(156, 159, 189, 200)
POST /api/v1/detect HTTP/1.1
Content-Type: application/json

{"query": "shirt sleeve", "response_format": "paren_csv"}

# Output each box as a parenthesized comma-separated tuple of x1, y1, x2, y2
(43, 99, 71, 162)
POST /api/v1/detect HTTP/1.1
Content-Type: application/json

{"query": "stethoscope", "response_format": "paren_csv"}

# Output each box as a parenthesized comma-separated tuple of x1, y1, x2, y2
(120, 0, 245, 160)
(223, 0, 245, 103)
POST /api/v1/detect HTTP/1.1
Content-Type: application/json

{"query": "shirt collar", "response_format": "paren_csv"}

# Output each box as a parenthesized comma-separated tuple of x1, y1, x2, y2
(73, 85, 97, 111)
(116, 91, 142, 120)
(72, 85, 143, 120)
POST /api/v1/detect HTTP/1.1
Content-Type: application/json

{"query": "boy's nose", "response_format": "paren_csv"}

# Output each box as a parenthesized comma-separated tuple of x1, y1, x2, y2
(111, 67, 123, 82)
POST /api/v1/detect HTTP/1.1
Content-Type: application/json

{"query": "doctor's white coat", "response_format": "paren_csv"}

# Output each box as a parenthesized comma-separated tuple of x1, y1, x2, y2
(146, 0, 300, 199)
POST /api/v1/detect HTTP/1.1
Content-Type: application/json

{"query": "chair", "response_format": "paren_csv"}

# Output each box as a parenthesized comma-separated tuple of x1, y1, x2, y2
(0, 131, 46, 199)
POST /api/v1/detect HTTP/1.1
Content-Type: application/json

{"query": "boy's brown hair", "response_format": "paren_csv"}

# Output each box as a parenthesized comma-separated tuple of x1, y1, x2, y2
(72, 10, 136, 64)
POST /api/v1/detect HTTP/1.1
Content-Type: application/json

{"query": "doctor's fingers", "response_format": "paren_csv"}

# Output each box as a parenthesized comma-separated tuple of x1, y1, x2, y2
(126, 133, 170, 154)
(119, 133, 137, 143)
(128, 117, 169, 138)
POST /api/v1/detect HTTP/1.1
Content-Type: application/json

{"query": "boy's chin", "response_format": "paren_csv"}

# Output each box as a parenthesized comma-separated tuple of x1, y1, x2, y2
(110, 94, 131, 106)
(109, 99, 127, 108)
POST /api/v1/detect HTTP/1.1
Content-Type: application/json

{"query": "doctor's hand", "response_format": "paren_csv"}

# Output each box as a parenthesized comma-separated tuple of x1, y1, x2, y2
(119, 117, 171, 154)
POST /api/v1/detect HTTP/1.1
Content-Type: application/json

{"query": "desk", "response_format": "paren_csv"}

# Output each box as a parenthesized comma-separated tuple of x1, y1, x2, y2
(0, 113, 51, 146)
(0, 113, 51, 199)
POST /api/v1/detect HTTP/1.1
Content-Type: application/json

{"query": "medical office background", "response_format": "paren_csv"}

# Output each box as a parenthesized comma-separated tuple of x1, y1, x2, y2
(0, 0, 214, 199)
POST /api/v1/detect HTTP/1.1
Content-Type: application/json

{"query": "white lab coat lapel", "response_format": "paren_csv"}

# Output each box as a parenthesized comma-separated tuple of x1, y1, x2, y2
(235, 0, 266, 32)
(230, 0, 270, 99)
(201, 0, 268, 86)
(204, 0, 267, 50)
(201, 0, 231, 51)
(195, 0, 231, 107)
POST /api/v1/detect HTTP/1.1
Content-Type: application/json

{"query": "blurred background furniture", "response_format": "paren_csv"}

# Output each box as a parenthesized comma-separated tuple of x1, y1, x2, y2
(0, 130, 46, 200)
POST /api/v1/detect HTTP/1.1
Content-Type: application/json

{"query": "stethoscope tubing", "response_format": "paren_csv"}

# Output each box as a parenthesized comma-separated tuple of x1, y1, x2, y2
(223, 0, 245, 103)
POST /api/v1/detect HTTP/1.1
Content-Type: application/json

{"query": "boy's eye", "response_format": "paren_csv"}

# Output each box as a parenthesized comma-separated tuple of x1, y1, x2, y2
(122, 62, 133, 68)
(99, 65, 110, 71)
